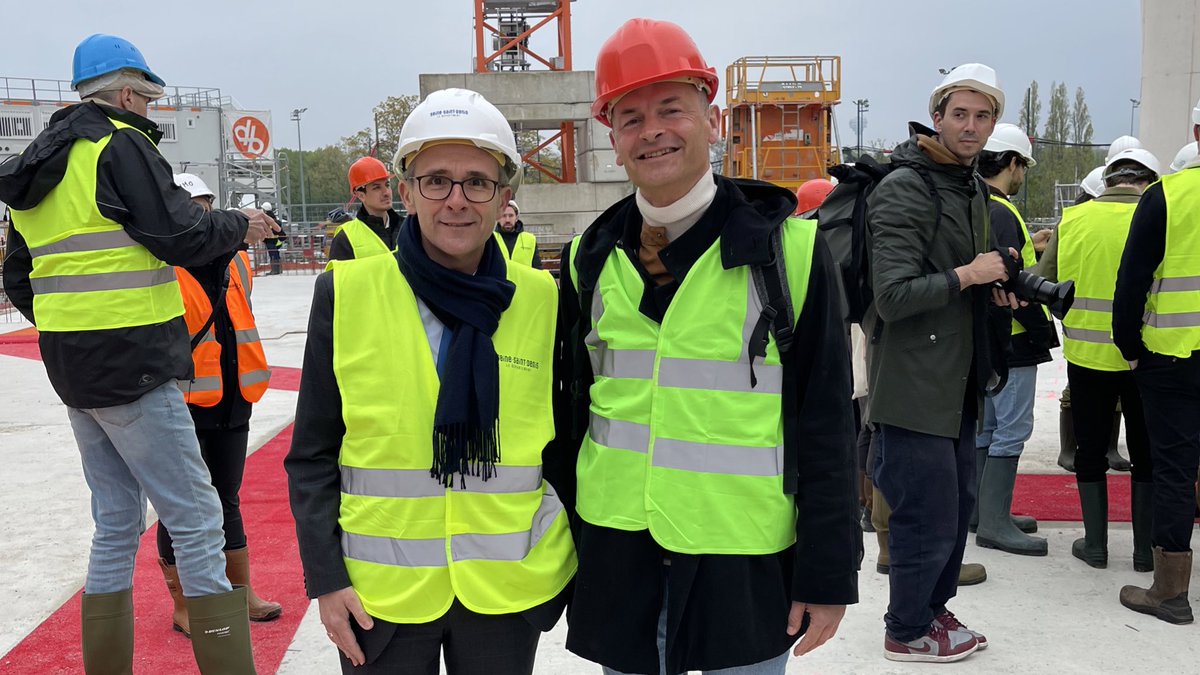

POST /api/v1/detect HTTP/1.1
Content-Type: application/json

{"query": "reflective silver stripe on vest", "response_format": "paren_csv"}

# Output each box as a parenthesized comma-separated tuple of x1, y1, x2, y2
(589, 414, 650, 454)
(1072, 297, 1113, 312)
(238, 369, 271, 388)
(30, 267, 177, 295)
(341, 465, 543, 498)
(450, 486, 565, 562)
(182, 375, 222, 392)
(192, 330, 218, 344)
(658, 358, 783, 395)
(27, 230, 138, 258)
(1143, 311, 1200, 328)
(599, 349, 655, 379)
(652, 437, 783, 477)
(1151, 276, 1200, 293)
(342, 531, 448, 568)
(1062, 326, 1113, 344)
(235, 328, 261, 344)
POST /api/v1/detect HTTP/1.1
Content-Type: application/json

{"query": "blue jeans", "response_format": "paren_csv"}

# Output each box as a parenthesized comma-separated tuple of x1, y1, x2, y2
(976, 365, 1038, 458)
(874, 413, 976, 643)
(601, 575, 790, 675)
(68, 382, 231, 597)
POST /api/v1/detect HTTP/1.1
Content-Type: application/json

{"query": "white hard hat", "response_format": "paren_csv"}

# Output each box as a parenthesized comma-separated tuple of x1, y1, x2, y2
(1171, 142, 1199, 173)
(1104, 148, 1162, 180)
(1105, 135, 1144, 163)
(506, 199, 520, 214)
(173, 173, 214, 199)
(1080, 166, 1105, 198)
(983, 123, 1037, 167)
(928, 63, 1004, 120)
(1193, 96, 1200, 125)
(261, 201, 273, 211)
(394, 88, 522, 185)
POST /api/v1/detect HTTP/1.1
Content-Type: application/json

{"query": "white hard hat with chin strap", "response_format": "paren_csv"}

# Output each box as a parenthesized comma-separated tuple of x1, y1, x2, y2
(1103, 148, 1162, 184)
(983, 123, 1036, 167)
(929, 63, 1004, 119)
(393, 88, 523, 193)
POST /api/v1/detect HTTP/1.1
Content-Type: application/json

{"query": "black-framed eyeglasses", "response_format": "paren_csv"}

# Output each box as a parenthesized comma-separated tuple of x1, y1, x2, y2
(410, 175, 501, 204)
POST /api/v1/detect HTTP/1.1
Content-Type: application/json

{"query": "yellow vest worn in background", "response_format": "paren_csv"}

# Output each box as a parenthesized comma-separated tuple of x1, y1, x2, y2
(569, 217, 816, 555)
(494, 230, 537, 267)
(1057, 200, 1138, 371)
(332, 252, 575, 623)
(1143, 168, 1200, 358)
(990, 194, 1051, 336)
(10, 119, 183, 332)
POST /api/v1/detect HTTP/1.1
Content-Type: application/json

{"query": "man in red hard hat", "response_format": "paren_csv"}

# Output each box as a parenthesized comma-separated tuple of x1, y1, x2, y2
(327, 156, 401, 260)
(795, 178, 835, 217)
(550, 17, 858, 675)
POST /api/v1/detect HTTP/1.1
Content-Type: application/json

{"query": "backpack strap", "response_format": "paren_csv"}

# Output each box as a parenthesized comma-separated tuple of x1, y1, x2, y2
(750, 224, 801, 494)
(189, 266, 231, 351)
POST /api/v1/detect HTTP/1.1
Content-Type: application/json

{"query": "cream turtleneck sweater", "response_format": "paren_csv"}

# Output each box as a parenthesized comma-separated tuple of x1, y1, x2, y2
(636, 170, 717, 285)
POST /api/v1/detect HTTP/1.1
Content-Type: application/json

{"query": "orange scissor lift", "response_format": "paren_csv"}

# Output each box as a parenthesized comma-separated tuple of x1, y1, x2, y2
(722, 56, 842, 192)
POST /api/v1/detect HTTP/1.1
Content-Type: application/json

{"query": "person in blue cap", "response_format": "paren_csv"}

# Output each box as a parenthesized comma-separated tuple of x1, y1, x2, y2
(0, 33, 277, 674)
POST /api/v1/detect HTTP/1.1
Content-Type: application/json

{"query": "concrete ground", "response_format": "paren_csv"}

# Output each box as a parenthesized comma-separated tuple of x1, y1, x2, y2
(3, 272, 1199, 673)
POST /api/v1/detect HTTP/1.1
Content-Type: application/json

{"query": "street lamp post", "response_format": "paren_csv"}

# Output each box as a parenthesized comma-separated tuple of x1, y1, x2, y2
(853, 99, 870, 158)
(1129, 98, 1141, 136)
(291, 107, 308, 223)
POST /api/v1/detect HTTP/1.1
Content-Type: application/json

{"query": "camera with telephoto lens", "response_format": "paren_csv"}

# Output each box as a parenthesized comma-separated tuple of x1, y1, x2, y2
(993, 248, 1075, 320)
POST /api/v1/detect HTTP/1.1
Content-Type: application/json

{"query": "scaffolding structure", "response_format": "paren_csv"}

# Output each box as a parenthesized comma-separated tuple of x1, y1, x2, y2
(473, 0, 577, 183)
(722, 56, 842, 191)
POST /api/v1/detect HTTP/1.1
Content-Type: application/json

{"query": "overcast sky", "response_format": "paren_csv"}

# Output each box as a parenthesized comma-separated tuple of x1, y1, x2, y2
(3, 0, 1143, 151)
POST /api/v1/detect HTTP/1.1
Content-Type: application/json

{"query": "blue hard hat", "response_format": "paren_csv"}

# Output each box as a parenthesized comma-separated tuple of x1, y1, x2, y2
(71, 34, 165, 90)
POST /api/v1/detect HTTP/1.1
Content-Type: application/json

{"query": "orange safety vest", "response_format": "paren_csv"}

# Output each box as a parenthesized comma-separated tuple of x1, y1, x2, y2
(177, 251, 270, 406)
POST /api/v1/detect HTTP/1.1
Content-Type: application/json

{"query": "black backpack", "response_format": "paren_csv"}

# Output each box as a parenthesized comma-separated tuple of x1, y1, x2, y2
(816, 155, 941, 323)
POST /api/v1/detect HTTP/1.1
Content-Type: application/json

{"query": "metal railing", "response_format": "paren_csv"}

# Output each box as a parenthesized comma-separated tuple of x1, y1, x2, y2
(0, 76, 226, 109)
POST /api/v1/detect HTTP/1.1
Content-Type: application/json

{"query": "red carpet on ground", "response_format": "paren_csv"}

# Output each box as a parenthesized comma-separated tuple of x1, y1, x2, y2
(0, 425, 308, 674)
(1013, 473, 1132, 522)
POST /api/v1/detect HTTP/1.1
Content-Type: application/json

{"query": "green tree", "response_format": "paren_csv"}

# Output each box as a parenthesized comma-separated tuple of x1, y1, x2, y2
(370, 94, 420, 166)
(1018, 80, 1042, 136)
(1043, 82, 1070, 142)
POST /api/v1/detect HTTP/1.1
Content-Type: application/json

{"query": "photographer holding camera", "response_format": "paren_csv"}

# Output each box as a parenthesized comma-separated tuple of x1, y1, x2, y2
(864, 64, 1020, 663)
(1036, 148, 1161, 575)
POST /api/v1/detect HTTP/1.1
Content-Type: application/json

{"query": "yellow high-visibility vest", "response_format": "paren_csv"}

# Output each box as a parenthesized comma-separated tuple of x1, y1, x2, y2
(1143, 168, 1200, 358)
(331, 253, 575, 623)
(568, 217, 816, 554)
(10, 119, 182, 332)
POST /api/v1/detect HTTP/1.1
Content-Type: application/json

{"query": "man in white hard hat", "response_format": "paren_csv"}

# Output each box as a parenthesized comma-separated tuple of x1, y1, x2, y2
(494, 200, 542, 268)
(1075, 166, 1106, 205)
(285, 87, 576, 673)
(554, 17, 858, 675)
(1113, 96, 1200, 625)
(260, 200, 286, 275)
(970, 124, 1054, 558)
(1039, 149, 1161, 583)
(864, 63, 1019, 663)
(1106, 135, 1145, 164)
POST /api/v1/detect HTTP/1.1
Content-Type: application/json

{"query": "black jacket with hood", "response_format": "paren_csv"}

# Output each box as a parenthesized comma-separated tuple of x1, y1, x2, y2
(0, 102, 249, 408)
(551, 174, 859, 674)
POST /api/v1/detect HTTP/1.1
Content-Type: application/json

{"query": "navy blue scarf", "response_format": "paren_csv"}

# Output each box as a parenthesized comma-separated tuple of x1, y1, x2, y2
(395, 216, 515, 486)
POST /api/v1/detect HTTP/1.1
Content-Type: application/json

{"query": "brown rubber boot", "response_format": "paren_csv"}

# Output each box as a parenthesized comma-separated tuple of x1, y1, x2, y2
(1119, 547, 1194, 624)
(159, 558, 191, 637)
(872, 486, 986, 584)
(81, 589, 134, 675)
(224, 547, 282, 622)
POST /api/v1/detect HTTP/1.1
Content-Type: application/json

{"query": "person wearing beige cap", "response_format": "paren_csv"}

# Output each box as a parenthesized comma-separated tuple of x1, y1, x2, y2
(494, 200, 542, 268)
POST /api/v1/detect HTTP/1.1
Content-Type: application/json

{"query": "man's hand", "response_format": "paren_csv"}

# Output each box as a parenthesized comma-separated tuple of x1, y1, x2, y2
(1129, 360, 1139, 370)
(1031, 228, 1053, 254)
(956, 251, 1008, 289)
(788, 602, 847, 657)
(318, 587, 373, 667)
(240, 207, 281, 245)
(991, 286, 1023, 309)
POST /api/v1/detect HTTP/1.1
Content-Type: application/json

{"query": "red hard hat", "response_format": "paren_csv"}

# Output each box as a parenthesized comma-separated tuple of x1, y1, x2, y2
(348, 156, 389, 192)
(591, 18, 719, 127)
(795, 179, 836, 215)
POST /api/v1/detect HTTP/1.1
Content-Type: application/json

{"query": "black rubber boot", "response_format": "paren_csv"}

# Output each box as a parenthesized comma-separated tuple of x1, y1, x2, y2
(1057, 390, 1076, 473)
(975, 457, 1048, 556)
(81, 589, 134, 675)
(1132, 481, 1155, 572)
(1106, 409, 1132, 471)
(1072, 481, 1108, 568)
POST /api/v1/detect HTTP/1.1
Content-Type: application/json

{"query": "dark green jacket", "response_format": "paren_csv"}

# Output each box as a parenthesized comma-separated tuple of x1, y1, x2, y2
(863, 124, 993, 438)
